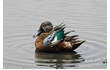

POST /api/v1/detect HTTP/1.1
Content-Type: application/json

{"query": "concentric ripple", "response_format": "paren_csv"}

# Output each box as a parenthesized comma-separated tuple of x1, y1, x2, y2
(3, 0, 107, 69)
(74, 29, 107, 69)
(3, 34, 37, 69)
(3, 32, 107, 69)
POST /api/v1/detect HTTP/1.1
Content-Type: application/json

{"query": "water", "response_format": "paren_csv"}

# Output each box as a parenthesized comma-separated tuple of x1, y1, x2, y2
(3, 0, 107, 69)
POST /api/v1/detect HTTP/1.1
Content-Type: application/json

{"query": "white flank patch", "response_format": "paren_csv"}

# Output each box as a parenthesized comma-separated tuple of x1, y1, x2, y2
(65, 42, 72, 47)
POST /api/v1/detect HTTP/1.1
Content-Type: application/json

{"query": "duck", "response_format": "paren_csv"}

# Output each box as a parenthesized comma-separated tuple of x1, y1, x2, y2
(33, 21, 85, 53)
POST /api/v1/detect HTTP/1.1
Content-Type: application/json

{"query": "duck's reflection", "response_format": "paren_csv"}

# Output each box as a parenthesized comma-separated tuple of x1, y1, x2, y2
(35, 51, 85, 69)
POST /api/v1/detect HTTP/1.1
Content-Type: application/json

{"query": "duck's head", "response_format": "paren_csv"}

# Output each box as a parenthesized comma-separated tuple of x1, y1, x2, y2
(33, 21, 53, 38)
(40, 21, 53, 32)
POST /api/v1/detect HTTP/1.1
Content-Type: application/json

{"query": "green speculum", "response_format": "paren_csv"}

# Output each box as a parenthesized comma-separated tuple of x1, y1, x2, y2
(57, 30, 64, 40)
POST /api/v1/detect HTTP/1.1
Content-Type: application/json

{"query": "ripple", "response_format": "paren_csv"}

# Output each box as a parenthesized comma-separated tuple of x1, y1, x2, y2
(75, 32, 107, 68)
(3, 0, 107, 68)
(3, 34, 36, 68)
(3, 31, 107, 69)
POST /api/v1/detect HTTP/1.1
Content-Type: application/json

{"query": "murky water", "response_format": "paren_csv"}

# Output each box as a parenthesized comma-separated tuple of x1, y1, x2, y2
(3, 0, 107, 69)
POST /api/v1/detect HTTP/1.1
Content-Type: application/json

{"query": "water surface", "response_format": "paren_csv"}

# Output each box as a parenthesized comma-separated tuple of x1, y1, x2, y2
(3, 0, 107, 69)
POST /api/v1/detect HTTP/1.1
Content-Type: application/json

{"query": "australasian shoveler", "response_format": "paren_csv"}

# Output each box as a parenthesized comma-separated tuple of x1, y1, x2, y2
(33, 21, 85, 53)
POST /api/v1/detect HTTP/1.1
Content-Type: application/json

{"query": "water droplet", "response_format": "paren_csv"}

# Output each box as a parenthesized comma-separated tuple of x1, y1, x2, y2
(102, 59, 107, 64)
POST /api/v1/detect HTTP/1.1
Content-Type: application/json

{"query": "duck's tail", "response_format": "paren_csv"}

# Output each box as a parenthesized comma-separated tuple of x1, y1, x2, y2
(71, 40, 86, 50)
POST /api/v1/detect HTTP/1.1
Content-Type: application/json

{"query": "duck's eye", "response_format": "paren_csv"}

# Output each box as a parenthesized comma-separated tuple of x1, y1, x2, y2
(43, 25, 46, 27)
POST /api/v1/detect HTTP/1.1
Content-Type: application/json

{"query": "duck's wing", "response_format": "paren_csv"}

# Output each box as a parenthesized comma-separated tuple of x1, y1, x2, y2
(43, 31, 56, 47)
(53, 22, 66, 31)
(43, 23, 66, 47)
(64, 30, 75, 36)
(64, 35, 78, 41)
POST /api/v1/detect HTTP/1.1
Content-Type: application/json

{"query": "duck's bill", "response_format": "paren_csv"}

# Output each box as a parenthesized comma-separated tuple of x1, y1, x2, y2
(32, 29, 43, 38)
(32, 32, 38, 38)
